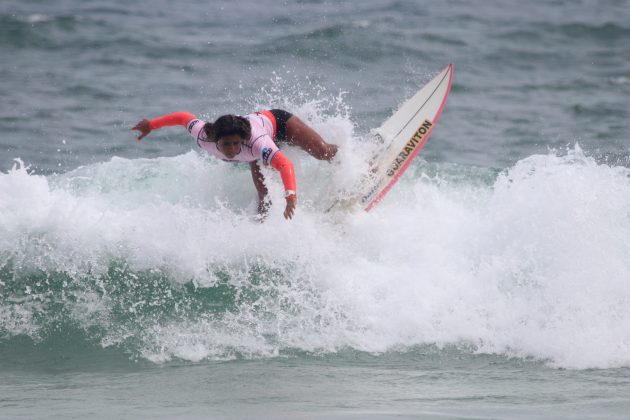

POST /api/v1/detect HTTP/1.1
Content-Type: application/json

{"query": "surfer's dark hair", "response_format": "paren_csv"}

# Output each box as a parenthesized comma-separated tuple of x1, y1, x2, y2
(203, 115, 251, 142)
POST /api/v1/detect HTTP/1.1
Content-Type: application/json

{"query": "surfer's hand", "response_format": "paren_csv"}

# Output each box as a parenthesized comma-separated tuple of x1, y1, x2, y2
(132, 119, 151, 141)
(284, 195, 297, 220)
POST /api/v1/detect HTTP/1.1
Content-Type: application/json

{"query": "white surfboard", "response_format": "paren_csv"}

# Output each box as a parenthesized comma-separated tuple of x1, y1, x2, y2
(329, 64, 453, 212)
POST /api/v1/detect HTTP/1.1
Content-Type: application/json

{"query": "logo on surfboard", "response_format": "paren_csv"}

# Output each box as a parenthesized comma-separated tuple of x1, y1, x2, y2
(359, 119, 435, 205)
(386, 119, 433, 177)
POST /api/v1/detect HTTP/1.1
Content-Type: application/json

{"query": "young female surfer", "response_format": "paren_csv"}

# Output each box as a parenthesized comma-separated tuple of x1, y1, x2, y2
(132, 109, 338, 220)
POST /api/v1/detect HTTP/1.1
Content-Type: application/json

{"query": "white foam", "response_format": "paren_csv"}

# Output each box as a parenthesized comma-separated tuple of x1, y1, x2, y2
(2, 126, 630, 369)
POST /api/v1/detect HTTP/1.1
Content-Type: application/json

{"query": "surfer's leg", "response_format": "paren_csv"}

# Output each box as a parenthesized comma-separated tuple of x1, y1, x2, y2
(284, 115, 338, 161)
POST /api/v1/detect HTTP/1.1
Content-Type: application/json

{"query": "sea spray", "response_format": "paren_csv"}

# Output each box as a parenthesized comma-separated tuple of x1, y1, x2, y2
(2, 135, 630, 369)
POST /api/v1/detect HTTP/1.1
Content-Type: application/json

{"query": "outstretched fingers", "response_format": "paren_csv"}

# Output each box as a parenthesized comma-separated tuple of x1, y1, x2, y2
(284, 196, 297, 220)
(131, 119, 151, 141)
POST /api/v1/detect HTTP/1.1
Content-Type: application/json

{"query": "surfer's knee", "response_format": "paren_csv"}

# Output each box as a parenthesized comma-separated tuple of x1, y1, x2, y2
(317, 143, 339, 162)
(285, 117, 338, 161)
(305, 142, 337, 161)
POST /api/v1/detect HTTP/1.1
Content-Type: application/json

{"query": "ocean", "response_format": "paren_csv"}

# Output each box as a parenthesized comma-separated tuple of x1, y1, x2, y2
(1, 0, 630, 418)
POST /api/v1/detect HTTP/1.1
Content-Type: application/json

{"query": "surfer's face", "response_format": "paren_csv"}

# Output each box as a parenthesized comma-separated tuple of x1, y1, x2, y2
(217, 134, 242, 158)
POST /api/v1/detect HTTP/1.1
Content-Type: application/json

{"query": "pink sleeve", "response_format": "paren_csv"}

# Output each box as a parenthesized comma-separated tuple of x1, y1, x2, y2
(149, 112, 197, 130)
(271, 152, 297, 196)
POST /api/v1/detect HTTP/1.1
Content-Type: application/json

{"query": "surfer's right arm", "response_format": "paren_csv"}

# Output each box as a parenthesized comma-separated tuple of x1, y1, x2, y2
(250, 162, 270, 219)
(132, 112, 197, 141)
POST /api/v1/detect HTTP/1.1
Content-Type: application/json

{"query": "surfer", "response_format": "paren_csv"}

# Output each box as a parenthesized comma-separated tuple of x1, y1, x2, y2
(132, 110, 338, 220)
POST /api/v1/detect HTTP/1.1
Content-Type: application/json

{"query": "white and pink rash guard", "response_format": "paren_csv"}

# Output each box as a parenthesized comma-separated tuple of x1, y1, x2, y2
(148, 111, 297, 196)
(186, 113, 280, 165)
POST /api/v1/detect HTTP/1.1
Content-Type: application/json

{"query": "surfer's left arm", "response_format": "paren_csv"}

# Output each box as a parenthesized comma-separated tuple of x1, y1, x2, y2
(270, 152, 297, 220)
